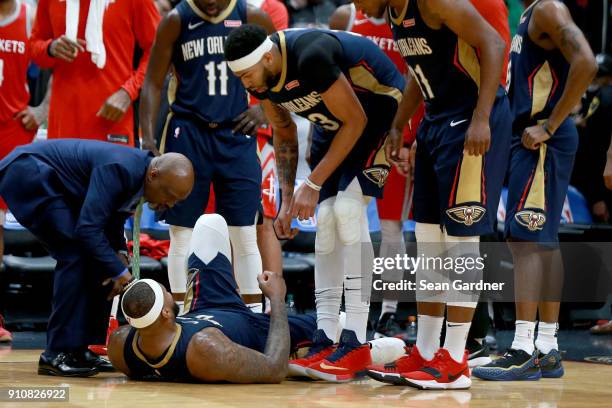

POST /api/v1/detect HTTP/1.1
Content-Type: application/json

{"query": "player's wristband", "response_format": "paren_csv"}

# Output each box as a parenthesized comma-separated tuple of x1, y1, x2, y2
(113, 268, 130, 282)
(542, 121, 554, 138)
(304, 177, 322, 192)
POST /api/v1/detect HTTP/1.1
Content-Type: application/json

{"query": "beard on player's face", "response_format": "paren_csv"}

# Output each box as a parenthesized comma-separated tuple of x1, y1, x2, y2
(172, 302, 180, 317)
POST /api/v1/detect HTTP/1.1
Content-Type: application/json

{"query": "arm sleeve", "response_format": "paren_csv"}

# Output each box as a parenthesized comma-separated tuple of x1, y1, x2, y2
(29, 0, 57, 69)
(74, 165, 133, 278)
(122, 0, 161, 101)
(296, 32, 343, 94)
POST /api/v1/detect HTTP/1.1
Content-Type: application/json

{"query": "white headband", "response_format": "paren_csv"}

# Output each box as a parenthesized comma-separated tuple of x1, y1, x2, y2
(121, 279, 164, 329)
(227, 37, 274, 72)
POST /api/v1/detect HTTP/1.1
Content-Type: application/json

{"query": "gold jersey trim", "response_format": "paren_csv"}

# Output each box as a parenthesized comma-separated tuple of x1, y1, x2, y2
(271, 31, 288, 93)
(132, 323, 183, 369)
(186, 0, 238, 24)
(348, 65, 403, 104)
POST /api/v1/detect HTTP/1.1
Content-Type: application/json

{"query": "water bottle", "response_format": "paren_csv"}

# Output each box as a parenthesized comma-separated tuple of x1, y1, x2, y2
(286, 294, 297, 315)
(406, 315, 418, 344)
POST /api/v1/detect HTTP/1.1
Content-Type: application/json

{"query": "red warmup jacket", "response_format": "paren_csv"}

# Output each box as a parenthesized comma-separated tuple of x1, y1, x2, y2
(30, 0, 160, 145)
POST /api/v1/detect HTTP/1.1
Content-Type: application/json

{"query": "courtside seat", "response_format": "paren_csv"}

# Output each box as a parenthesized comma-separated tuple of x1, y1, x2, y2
(3, 255, 56, 274)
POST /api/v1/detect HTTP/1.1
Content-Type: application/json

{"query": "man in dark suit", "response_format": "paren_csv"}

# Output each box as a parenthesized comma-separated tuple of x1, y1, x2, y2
(0, 139, 194, 377)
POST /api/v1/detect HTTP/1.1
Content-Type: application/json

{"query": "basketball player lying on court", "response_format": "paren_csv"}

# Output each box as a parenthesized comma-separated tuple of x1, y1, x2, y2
(107, 214, 316, 383)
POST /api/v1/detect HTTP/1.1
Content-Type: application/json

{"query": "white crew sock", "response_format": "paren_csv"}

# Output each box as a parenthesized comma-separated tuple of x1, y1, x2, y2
(416, 314, 444, 361)
(511, 320, 536, 354)
(381, 299, 398, 316)
(443, 321, 471, 363)
(535, 322, 559, 354)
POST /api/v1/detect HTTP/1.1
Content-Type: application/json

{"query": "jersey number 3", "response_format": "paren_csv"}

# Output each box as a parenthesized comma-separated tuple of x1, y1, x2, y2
(205, 61, 228, 96)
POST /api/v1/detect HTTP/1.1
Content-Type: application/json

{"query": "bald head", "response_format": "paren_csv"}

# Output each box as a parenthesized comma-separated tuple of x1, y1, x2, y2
(144, 153, 194, 212)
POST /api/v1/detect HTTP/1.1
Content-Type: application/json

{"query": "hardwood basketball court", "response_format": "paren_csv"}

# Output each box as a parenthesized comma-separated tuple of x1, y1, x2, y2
(1, 349, 611, 407)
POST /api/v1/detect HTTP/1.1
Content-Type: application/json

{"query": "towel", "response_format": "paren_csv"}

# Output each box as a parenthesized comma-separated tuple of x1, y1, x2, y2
(65, 0, 108, 69)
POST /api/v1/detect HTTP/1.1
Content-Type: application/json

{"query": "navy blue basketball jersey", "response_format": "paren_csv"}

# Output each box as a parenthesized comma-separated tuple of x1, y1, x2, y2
(508, 1, 569, 132)
(254, 29, 405, 134)
(388, 0, 480, 120)
(170, 0, 248, 123)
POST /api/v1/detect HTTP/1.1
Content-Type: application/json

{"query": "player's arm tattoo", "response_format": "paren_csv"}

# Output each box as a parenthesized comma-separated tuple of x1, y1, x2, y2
(275, 138, 298, 200)
(187, 305, 290, 383)
(557, 23, 582, 54)
(262, 101, 298, 200)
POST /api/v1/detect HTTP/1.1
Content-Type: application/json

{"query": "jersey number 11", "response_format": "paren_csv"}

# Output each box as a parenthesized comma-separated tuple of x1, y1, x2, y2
(205, 61, 229, 96)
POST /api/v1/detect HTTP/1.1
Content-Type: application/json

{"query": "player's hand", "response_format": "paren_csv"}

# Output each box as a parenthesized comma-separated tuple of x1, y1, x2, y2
(141, 138, 161, 156)
(233, 105, 267, 136)
(103, 271, 133, 301)
(394, 146, 411, 177)
(14, 107, 40, 131)
(592, 201, 610, 223)
(290, 182, 319, 222)
(49, 35, 85, 62)
(521, 125, 550, 150)
(604, 155, 612, 190)
(257, 271, 287, 301)
(464, 117, 491, 156)
(384, 128, 403, 166)
(97, 88, 131, 122)
(273, 203, 299, 240)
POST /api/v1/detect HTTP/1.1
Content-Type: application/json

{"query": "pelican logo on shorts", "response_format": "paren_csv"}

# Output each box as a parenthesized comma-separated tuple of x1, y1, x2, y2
(363, 166, 390, 188)
(515, 210, 546, 231)
(446, 205, 486, 226)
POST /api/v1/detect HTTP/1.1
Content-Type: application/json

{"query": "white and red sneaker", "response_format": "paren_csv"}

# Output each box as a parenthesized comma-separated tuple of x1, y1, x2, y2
(366, 345, 428, 384)
(0, 314, 12, 343)
(306, 329, 372, 383)
(287, 329, 335, 378)
(401, 349, 471, 390)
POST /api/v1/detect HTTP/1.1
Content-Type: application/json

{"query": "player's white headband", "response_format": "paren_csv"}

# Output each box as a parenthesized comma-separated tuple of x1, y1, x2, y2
(227, 37, 274, 73)
(121, 279, 164, 329)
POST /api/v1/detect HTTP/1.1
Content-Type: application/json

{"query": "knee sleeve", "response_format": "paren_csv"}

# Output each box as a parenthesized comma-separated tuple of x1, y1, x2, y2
(228, 224, 262, 295)
(333, 196, 363, 246)
(190, 214, 231, 263)
(168, 225, 193, 294)
(444, 232, 481, 307)
(315, 201, 336, 255)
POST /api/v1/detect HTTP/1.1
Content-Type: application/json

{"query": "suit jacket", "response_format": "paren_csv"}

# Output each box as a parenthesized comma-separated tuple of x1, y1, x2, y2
(0, 139, 154, 278)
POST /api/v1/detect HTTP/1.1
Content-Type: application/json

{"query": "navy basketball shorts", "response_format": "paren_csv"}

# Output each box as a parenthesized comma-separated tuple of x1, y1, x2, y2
(162, 114, 262, 227)
(309, 98, 397, 202)
(505, 118, 578, 243)
(413, 95, 512, 236)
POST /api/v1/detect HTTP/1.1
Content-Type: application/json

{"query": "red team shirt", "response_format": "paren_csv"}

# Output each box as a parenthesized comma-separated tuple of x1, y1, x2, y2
(30, 0, 160, 144)
(0, 0, 36, 210)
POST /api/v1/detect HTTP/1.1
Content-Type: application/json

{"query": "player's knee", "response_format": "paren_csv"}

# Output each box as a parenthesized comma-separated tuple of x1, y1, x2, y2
(333, 197, 362, 246)
(415, 222, 442, 243)
(191, 214, 231, 263)
(315, 204, 336, 254)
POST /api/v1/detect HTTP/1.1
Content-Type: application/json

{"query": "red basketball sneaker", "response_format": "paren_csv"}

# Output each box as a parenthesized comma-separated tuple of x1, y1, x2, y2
(401, 349, 471, 390)
(287, 329, 335, 378)
(366, 345, 428, 384)
(0, 314, 12, 343)
(306, 329, 372, 383)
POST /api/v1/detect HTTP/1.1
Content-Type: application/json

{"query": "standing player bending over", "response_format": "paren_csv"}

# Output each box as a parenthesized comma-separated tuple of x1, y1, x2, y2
(224, 25, 405, 382)
(473, 0, 597, 381)
(108, 214, 316, 383)
(355, 0, 510, 390)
